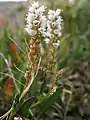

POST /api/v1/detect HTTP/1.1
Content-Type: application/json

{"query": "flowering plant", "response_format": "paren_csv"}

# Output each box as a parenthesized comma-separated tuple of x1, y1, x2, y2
(0, 0, 90, 120)
(0, 2, 63, 120)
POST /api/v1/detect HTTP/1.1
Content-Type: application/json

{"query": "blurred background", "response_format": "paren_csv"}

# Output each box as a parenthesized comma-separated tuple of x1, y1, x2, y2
(1, 0, 90, 119)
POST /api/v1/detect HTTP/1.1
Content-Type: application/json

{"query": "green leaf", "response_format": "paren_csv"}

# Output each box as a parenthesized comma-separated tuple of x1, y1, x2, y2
(17, 96, 36, 117)
(37, 87, 63, 119)
(40, 79, 47, 94)
(29, 78, 41, 97)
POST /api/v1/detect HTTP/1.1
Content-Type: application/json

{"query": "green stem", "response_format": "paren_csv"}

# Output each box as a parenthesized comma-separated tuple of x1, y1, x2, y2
(9, 107, 16, 120)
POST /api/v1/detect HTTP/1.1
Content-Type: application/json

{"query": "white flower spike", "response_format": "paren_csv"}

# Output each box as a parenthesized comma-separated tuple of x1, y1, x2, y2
(46, 9, 62, 47)
(25, 1, 46, 37)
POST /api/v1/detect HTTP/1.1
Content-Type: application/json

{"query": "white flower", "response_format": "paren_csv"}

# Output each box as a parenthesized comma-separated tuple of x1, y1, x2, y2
(37, 6, 45, 14)
(48, 14, 55, 21)
(32, 1, 39, 9)
(45, 9, 62, 46)
(53, 40, 60, 48)
(29, 7, 35, 13)
(57, 16, 62, 22)
(39, 15, 47, 28)
(46, 32, 54, 39)
(14, 117, 22, 120)
(33, 20, 40, 26)
(25, 27, 37, 36)
(48, 10, 55, 15)
(44, 38, 50, 44)
(25, 1, 46, 37)
(26, 13, 37, 23)
(54, 29, 60, 35)
(52, 22, 56, 27)
(56, 9, 61, 16)
(68, 0, 74, 4)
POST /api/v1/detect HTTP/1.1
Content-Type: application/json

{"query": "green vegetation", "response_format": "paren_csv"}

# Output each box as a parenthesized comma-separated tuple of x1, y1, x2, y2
(0, 0, 90, 120)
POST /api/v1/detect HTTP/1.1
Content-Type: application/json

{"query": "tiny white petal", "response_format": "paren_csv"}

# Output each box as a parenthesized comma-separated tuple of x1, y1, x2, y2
(37, 6, 45, 13)
(56, 9, 61, 16)
(26, 13, 37, 23)
(14, 117, 22, 120)
(25, 24, 32, 31)
(53, 42, 59, 48)
(32, 14, 38, 19)
(57, 25, 62, 30)
(39, 15, 46, 22)
(48, 14, 55, 21)
(44, 38, 50, 44)
(57, 16, 62, 22)
(29, 7, 35, 13)
(14, 117, 18, 120)
(58, 32, 62, 37)
(33, 20, 40, 26)
(54, 29, 60, 35)
(42, 32, 47, 37)
(47, 28, 52, 33)
(26, 29, 37, 36)
(38, 27, 45, 32)
(32, 1, 39, 9)
(25, 27, 30, 34)
(52, 22, 56, 27)
(46, 31, 51, 36)
(48, 10, 55, 15)
(50, 34, 54, 39)
(30, 30, 37, 35)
